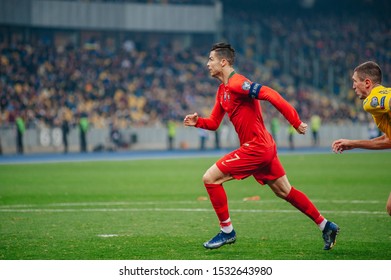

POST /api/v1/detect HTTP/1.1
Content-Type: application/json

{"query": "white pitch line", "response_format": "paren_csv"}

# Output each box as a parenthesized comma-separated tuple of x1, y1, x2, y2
(97, 234, 120, 238)
(0, 200, 386, 216)
(0, 199, 384, 209)
(0, 207, 386, 215)
(0, 201, 204, 208)
(0, 208, 210, 213)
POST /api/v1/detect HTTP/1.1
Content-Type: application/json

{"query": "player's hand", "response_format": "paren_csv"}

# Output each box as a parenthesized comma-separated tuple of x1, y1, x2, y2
(332, 139, 353, 153)
(296, 122, 307, 134)
(183, 112, 199, 127)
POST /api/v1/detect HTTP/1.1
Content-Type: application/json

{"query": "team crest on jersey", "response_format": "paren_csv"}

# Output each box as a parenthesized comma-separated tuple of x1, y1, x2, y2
(223, 90, 230, 102)
(242, 81, 251, 91)
(370, 97, 379, 107)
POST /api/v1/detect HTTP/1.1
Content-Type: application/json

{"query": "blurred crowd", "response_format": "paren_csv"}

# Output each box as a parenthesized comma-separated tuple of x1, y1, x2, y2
(65, 0, 215, 4)
(224, 9, 390, 124)
(0, 8, 390, 131)
(0, 39, 215, 130)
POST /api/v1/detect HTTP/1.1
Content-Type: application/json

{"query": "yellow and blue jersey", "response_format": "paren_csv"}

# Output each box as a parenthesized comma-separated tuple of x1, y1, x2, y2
(363, 85, 391, 138)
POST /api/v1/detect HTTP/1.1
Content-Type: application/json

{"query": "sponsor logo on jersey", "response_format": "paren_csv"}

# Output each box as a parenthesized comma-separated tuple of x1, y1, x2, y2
(380, 96, 386, 109)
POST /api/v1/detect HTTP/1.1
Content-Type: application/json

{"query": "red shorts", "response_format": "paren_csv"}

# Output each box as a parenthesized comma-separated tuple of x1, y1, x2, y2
(216, 141, 285, 185)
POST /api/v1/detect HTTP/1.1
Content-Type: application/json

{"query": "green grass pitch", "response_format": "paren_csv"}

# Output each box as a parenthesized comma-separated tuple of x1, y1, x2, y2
(0, 151, 390, 260)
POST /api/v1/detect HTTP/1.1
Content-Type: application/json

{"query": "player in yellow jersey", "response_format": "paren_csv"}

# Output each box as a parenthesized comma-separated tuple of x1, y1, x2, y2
(332, 61, 391, 215)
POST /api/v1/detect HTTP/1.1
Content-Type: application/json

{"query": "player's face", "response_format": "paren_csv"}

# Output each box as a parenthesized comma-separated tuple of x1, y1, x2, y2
(352, 71, 369, 100)
(207, 51, 222, 77)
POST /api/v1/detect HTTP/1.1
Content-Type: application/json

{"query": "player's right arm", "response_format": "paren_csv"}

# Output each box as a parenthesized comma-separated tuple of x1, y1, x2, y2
(183, 93, 225, 130)
(183, 112, 199, 126)
(332, 134, 391, 153)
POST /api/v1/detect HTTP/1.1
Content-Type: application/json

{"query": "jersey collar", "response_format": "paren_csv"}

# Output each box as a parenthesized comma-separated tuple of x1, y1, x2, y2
(228, 71, 236, 79)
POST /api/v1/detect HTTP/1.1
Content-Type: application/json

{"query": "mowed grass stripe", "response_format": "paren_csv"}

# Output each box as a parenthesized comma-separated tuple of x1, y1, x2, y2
(1, 152, 390, 260)
(0, 207, 385, 215)
(0, 199, 385, 208)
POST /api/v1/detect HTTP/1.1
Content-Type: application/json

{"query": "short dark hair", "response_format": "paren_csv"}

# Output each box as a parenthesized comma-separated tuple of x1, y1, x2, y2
(210, 42, 235, 65)
(354, 61, 382, 84)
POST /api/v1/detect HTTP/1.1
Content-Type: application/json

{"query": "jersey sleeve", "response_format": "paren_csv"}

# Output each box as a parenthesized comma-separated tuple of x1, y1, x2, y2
(363, 91, 391, 116)
(259, 86, 302, 129)
(226, 74, 252, 95)
(228, 74, 302, 129)
(195, 91, 225, 131)
(363, 89, 391, 138)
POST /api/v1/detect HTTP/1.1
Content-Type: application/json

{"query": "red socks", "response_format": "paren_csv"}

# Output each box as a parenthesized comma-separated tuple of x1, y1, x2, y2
(285, 186, 324, 225)
(204, 183, 324, 228)
(204, 183, 230, 226)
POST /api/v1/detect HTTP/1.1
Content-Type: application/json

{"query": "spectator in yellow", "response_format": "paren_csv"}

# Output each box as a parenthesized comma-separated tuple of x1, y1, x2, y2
(310, 114, 321, 146)
(167, 119, 176, 150)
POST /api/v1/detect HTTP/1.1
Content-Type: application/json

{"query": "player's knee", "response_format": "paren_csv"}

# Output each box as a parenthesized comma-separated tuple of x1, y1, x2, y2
(202, 164, 230, 185)
(273, 189, 289, 199)
(268, 177, 291, 199)
(202, 172, 213, 185)
(202, 170, 224, 185)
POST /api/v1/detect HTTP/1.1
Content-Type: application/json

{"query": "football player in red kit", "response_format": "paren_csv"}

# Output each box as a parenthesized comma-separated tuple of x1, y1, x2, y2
(184, 42, 339, 250)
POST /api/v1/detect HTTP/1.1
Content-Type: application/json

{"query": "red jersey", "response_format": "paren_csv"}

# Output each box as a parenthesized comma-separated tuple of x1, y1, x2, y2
(195, 72, 302, 147)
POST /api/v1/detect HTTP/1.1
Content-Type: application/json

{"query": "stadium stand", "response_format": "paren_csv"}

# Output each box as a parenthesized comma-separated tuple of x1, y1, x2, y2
(0, 0, 390, 152)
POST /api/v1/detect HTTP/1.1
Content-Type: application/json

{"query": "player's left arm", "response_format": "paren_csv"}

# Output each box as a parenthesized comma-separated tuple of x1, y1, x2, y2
(228, 76, 303, 130)
(254, 86, 303, 129)
(373, 134, 391, 149)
